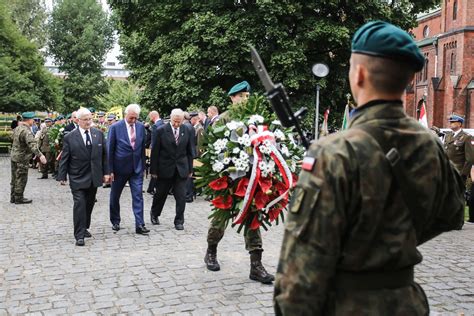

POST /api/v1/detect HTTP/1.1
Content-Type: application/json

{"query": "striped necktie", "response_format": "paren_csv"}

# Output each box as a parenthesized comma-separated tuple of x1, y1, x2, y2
(174, 127, 179, 144)
(130, 124, 136, 149)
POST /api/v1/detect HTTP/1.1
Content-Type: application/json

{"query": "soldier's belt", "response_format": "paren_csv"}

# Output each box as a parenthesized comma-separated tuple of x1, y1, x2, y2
(334, 266, 414, 290)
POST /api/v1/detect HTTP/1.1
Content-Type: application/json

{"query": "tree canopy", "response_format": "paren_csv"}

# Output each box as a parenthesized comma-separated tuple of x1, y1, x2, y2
(110, 0, 439, 128)
(48, 0, 114, 113)
(7, 0, 48, 50)
(0, 0, 60, 113)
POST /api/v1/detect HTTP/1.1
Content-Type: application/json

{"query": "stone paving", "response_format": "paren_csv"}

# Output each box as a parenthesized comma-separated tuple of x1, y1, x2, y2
(0, 155, 473, 315)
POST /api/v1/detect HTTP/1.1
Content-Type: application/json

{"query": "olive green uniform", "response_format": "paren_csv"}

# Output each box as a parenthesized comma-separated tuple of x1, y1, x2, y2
(206, 111, 262, 251)
(11, 124, 43, 202)
(38, 127, 54, 177)
(274, 101, 464, 315)
(443, 129, 473, 177)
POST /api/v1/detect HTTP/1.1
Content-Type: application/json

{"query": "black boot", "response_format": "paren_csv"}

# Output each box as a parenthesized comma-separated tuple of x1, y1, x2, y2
(15, 197, 32, 204)
(249, 250, 274, 284)
(38, 174, 48, 179)
(10, 196, 14, 203)
(204, 245, 220, 271)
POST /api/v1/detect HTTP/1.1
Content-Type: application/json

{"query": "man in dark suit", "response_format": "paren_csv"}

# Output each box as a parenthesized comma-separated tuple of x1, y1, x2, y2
(57, 108, 109, 246)
(146, 110, 164, 194)
(150, 108, 194, 230)
(108, 104, 150, 235)
(63, 111, 79, 136)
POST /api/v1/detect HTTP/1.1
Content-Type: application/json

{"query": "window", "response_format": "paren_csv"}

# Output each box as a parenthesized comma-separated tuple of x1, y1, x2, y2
(423, 54, 429, 82)
(453, 0, 458, 20)
(106, 62, 116, 67)
(450, 52, 456, 74)
(423, 25, 430, 38)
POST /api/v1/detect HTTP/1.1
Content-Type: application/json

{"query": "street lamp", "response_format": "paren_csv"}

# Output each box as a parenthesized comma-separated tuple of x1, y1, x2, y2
(312, 63, 329, 140)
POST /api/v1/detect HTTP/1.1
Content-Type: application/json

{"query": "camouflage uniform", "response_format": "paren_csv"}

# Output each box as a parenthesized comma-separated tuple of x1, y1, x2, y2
(38, 127, 54, 177)
(443, 129, 473, 177)
(274, 101, 465, 315)
(10, 124, 43, 202)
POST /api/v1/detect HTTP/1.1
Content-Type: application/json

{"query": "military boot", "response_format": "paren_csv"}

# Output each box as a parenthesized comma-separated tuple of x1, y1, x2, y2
(10, 195, 15, 203)
(38, 174, 48, 179)
(15, 197, 32, 204)
(249, 250, 274, 284)
(204, 245, 220, 271)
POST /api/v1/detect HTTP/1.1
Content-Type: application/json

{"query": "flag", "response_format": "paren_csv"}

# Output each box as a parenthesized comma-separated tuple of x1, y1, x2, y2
(106, 106, 123, 120)
(418, 101, 428, 128)
(341, 104, 350, 130)
(321, 108, 330, 137)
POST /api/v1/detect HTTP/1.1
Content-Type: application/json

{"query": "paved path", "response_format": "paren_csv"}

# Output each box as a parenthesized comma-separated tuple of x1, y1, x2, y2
(0, 156, 473, 315)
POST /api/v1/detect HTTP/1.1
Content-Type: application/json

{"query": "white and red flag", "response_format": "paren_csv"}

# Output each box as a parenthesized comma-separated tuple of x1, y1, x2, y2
(418, 101, 428, 128)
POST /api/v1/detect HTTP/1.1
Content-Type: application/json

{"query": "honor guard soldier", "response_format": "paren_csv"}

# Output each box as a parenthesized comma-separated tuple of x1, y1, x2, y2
(204, 81, 275, 284)
(274, 21, 465, 315)
(443, 114, 473, 180)
(37, 118, 54, 179)
(10, 112, 47, 204)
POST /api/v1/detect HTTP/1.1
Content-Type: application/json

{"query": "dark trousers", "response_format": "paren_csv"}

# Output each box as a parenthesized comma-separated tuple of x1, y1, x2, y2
(186, 177, 194, 200)
(72, 186, 97, 240)
(151, 171, 187, 225)
(147, 177, 157, 193)
(109, 172, 145, 227)
(469, 184, 474, 222)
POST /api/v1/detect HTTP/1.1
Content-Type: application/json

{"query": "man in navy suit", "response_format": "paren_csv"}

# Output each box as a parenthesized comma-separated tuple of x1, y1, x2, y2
(150, 108, 194, 230)
(108, 104, 150, 235)
(57, 108, 109, 246)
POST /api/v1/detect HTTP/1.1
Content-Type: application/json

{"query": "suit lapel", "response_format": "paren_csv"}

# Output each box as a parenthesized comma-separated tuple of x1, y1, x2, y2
(72, 129, 88, 158)
(166, 124, 176, 146)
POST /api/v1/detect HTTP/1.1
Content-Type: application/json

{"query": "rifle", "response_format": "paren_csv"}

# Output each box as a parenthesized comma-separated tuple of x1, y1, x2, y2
(250, 46, 310, 149)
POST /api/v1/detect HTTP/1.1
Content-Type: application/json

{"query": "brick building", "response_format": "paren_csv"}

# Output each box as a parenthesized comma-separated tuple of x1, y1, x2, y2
(405, 0, 474, 128)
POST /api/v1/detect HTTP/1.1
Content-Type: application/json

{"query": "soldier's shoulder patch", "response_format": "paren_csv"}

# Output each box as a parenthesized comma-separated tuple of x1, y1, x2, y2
(302, 156, 316, 171)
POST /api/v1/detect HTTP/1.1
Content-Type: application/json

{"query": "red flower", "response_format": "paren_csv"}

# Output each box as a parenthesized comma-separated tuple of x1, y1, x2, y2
(250, 215, 261, 230)
(234, 178, 249, 197)
(254, 190, 270, 209)
(211, 195, 233, 209)
(268, 208, 282, 221)
(259, 177, 272, 194)
(274, 180, 288, 195)
(209, 176, 229, 191)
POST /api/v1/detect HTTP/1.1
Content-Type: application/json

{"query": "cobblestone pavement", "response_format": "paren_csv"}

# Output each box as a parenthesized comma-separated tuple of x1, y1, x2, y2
(0, 156, 473, 315)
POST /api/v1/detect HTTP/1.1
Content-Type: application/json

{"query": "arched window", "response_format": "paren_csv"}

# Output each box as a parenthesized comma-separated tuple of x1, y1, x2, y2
(423, 56, 429, 81)
(453, 0, 458, 20)
(450, 52, 456, 74)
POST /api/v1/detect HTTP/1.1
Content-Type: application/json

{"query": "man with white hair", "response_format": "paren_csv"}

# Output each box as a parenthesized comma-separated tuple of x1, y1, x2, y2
(108, 104, 150, 235)
(150, 108, 194, 230)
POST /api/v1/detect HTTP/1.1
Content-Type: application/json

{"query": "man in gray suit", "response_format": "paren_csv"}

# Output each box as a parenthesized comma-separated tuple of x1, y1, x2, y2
(58, 108, 109, 246)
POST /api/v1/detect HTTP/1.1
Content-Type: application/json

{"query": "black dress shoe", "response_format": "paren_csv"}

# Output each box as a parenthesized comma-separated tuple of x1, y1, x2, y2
(112, 224, 120, 231)
(76, 239, 85, 246)
(15, 198, 32, 204)
(147, 190, 155, 195)
(175, 224, 184, 230)
(84, 230, 92, 238)
(150, 215, 159, 225)
(38, 175, 48, 179)
(136, 225, 150, 234)
(10, 197, 14, 203)
(186, 198, 193, 203)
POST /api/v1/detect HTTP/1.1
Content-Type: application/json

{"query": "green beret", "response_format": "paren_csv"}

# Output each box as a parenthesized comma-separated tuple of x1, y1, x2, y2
(227, 81, 251, 96)
(56, 115, 64, 120)
(21, 112, 35, 119)
(351, 21, 424, 72)
(66, 113, 71, 119)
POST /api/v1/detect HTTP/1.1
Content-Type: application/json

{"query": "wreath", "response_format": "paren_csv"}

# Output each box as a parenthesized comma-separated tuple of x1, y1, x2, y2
(195, 95, 304, 234)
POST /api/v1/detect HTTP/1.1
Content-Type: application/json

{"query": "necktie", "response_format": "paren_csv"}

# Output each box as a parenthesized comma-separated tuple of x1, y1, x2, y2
(85, 130, 92, 154)
(130, 124, 136, 149)
(174, 128, 179, 145)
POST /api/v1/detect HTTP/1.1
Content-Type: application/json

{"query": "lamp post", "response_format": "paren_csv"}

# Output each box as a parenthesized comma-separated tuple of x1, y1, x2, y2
(312, 63, 329, 140)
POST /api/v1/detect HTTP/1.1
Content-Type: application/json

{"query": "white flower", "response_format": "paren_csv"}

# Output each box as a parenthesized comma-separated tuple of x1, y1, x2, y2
(213, 139, 228, 153)
(55, 139, 59, 145)
(224, 130, 230, 137)
(223, 157, 231, 165)
(272, 120, 282, 126)
(290, 161, 296, 172)
(280, 144, 290, 157)
(226, 121, 243, 130)
(248, 115, 264, 125)
(274, 129, 285, 140)
(233, 147, 240, 154)
(59, 128, 64, 132)
(212, 161, 225, 172)
(239, 151, 249, 160)
(243, 139, 251, 147)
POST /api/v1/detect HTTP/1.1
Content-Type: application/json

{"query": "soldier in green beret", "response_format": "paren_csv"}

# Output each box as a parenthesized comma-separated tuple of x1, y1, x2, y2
(10, 112, 47, 204)
(274, 21, 465, 314)
(37, 118, 54, 179)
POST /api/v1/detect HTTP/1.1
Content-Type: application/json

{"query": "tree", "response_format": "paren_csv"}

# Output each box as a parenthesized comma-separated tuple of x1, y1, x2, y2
(0, 0, 60, 113)
(48, 0, 114, 113)
(7, 0, 48, 49)
(110, 0, 439, 129)
(95, 79, 141, 111)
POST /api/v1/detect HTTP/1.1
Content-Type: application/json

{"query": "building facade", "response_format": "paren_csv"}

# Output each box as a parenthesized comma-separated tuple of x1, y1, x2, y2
(405, 0, 474, 128)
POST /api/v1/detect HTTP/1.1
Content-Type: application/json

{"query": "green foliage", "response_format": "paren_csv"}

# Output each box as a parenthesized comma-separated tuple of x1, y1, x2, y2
(0, 0, 61, 113)
(110, 0, 439, 130)
(7, 0, 48, 49)
(95, 79, 141, 111)
(0, 130, 12, 142)
(48, 0, 114, 113)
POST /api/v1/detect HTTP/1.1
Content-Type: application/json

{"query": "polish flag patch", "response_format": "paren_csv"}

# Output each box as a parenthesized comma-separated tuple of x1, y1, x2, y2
(302, 156, 316, 171)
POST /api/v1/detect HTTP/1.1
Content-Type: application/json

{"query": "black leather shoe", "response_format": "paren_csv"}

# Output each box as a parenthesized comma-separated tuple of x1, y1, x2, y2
(150, 215, 159, 225)
(38, 175, 48, 179)
(112, 224, 120, 231)
(147, 190, 155, 195)
(136, 225, 150, 234)
(15, 198, 32, 204)
(84, 230, 92, 238)
(186, 198, 193, 203)
(10, 197, 14, 203)
(76, 239, 85, 246)
(175, 224, 184, 230)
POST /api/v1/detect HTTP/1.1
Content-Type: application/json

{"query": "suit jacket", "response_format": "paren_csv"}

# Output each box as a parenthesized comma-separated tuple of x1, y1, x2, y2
(150, 123, 194, 179)
(150, 119, 164, 149)
(107, 120, 146, 176)
(58, 128, 108, 190)
(63, 122, 77, 135)
(444, 129, 474, 176)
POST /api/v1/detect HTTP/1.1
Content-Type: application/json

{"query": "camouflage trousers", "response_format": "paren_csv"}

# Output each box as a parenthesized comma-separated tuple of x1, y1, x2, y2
(207, 216, 263, 252)
(40, 152, 55, 176)
(10, 160, 29, 200)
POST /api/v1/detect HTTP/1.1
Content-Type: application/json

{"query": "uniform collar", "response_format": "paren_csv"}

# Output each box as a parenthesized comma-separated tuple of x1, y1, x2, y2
(348, 100, 405, 128)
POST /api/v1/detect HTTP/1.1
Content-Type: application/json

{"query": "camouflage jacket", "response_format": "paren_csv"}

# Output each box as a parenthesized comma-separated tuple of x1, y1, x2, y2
(274, 101, 464, 315)
(11, 124, 43, 163)
(38, 127, 51, 153)
(443, 129, 474, 176)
